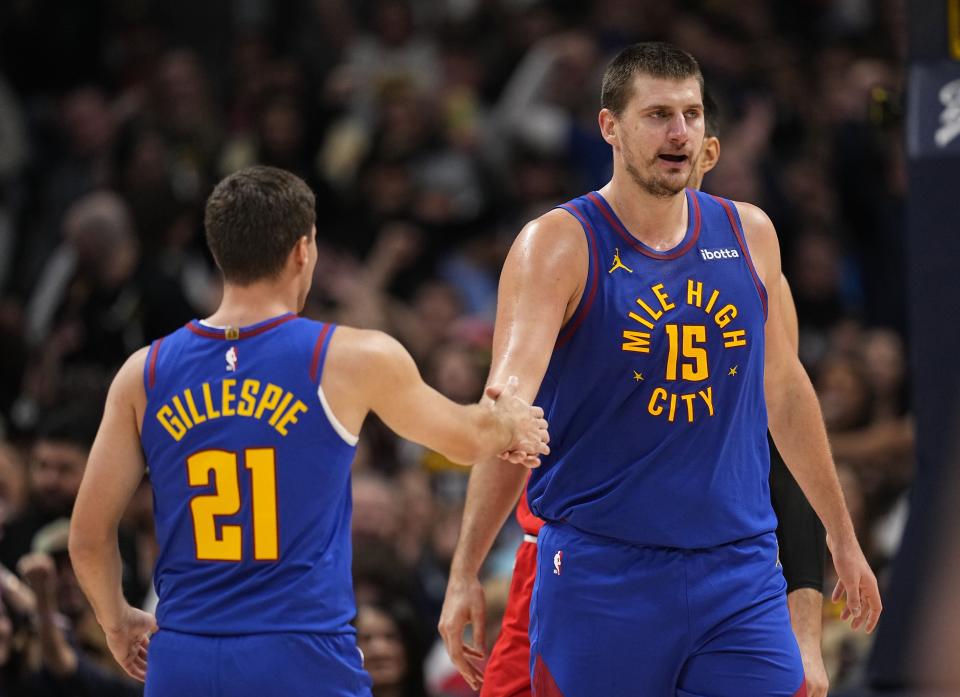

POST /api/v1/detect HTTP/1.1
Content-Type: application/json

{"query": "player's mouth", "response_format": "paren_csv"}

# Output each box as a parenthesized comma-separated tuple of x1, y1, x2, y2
(658, 153, 688, 164)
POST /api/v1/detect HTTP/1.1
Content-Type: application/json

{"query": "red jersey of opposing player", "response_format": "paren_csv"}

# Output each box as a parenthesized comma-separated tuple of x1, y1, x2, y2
(481, 484, 541, 697)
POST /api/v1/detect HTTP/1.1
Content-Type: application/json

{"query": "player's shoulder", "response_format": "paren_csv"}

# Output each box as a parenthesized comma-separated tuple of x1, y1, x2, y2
(507, 205, 590, 280)
(326, 326, 411, 374)
(119, 346, 151, 385)
(730, 200, 776, 237)
(108, 345, 151, 411)
(730, 200, 780, 281)
(520, 206, 586, 245)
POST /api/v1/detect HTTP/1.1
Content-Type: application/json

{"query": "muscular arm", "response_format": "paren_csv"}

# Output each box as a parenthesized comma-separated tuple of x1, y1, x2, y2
(69, 348, 157, 681)
(70, 349, 148, 629)
(772, 274, 829, 695)
(739, 203, 881, 633)
(438, 209, 587, 689)
(324, 329, 547, 466)
(773, 274, 826, 594)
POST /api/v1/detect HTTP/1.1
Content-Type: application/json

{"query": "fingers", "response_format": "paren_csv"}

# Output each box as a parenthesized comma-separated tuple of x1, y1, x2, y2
(865, 575, 883, 633)
(831, 578, 844, 604)
(121, 638, 149, 683)
(457, 598, 487, 692)
(835, 568, 882, 633)
(471, 597, 487, 658)
(844, 575, 862, 619)
(438, 613, 477, 690)
(439, 630, 484, 690)
(484, 384, 502, 400)
(499, 450, 544, 468)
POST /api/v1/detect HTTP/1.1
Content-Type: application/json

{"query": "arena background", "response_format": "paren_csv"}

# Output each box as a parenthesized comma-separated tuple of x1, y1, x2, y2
(0, 0, 956, 695)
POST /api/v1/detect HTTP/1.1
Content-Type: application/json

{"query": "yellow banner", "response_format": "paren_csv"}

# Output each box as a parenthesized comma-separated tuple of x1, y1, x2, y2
(952, 0, 960, 59)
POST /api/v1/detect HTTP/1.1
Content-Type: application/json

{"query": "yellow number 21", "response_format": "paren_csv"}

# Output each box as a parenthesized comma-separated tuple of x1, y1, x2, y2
(187, 448, 279, 561)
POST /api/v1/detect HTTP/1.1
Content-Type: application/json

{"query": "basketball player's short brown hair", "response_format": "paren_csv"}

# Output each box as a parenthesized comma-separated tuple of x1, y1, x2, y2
(204, 165, 316, 285)
(601, 42, 704, 116)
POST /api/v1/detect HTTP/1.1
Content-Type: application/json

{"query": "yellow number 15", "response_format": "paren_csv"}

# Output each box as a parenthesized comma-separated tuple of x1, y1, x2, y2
(187, 448, 279, 561)
(664, 324, 709, 381)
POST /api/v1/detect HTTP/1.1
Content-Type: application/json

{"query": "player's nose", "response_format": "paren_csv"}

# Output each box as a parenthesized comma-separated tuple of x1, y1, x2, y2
(666, 113, 688, 141)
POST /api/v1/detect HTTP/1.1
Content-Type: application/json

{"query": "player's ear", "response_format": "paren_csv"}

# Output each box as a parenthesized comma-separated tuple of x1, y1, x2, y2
(700, 136, 720, 175)
(293, 234, 310, 267)
(599, 108, 619, 147)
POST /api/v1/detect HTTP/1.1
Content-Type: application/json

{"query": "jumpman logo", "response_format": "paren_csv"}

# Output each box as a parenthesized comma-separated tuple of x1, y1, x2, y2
(609, 248, 633, 274)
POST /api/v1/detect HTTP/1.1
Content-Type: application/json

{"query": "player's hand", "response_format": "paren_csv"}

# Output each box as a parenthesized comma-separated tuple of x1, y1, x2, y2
(438, 572, 487, 691)
(800, 645, 829, 697)
(787, 587, 829, 697)
(486, 376, 549, 468)
(828, 534, 882, 633)
(103, 605, 158, 683)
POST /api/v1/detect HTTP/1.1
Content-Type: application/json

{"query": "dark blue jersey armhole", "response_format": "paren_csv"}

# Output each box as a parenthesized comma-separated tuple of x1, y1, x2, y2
(711, 195, 769, 320)
(555, 201, 600, 348)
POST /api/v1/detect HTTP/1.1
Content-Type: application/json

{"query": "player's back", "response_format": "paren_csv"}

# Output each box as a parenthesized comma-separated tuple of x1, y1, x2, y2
(140, 313, 357, 635)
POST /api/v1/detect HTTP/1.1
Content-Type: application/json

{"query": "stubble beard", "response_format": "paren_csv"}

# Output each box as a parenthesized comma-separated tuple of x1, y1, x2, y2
(625, 153, 698, 199)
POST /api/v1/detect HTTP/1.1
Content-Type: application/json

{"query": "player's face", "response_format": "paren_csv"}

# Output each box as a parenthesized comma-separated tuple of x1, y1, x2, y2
(602, 75, 704, 198)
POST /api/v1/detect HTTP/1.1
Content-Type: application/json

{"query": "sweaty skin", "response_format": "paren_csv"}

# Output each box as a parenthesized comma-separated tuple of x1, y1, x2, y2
(439, 74, 878, 692)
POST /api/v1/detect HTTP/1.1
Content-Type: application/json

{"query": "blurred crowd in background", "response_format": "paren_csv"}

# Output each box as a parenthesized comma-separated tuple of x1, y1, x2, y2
(0, 0, 912, 695)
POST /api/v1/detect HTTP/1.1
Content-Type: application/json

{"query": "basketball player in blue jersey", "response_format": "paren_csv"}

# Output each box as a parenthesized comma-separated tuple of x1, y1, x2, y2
(67, 165, 550, 697)
(440, 91, 830, 697)
(440, 43, 879, 697)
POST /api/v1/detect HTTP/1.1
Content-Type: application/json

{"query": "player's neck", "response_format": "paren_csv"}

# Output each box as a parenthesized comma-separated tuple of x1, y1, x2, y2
(205, 280, 300, 328)
(599, 176, 689, 251)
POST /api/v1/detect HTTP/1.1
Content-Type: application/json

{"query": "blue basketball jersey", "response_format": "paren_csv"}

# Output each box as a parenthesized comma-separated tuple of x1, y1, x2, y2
(527, 189, 775, 548)
(140, 313, 358, 635)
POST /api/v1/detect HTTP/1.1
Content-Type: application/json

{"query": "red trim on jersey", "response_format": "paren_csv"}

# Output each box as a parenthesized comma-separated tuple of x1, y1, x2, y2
(516, 485, 545, 536)
(533, 653, 565, 697)
(586, 190, 701, 261)
(556, 203, 600, 349)
(793, 679, 808, 697)
(148, 338, 163, 390)
(243, 313, 297, 337)
(186, 322, 225, 339)
(185, 313, 298, 340)
(309, 324, 332, 383)
(711, 196, 768, 319)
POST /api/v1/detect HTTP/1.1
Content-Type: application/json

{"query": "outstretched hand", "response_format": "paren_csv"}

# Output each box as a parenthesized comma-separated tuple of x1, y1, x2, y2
(486, 376, 549, 467)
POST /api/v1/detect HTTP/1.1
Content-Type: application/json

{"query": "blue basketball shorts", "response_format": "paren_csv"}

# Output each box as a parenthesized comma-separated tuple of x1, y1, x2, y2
(529, 523, 805, 697)
(145, 629, 372, 697)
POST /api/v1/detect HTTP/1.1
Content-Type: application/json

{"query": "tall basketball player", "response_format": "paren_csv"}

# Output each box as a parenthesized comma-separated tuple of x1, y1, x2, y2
(441, 42, 879, 696)
(68, 166, 549, 696)
(441, 89, 831, 697)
